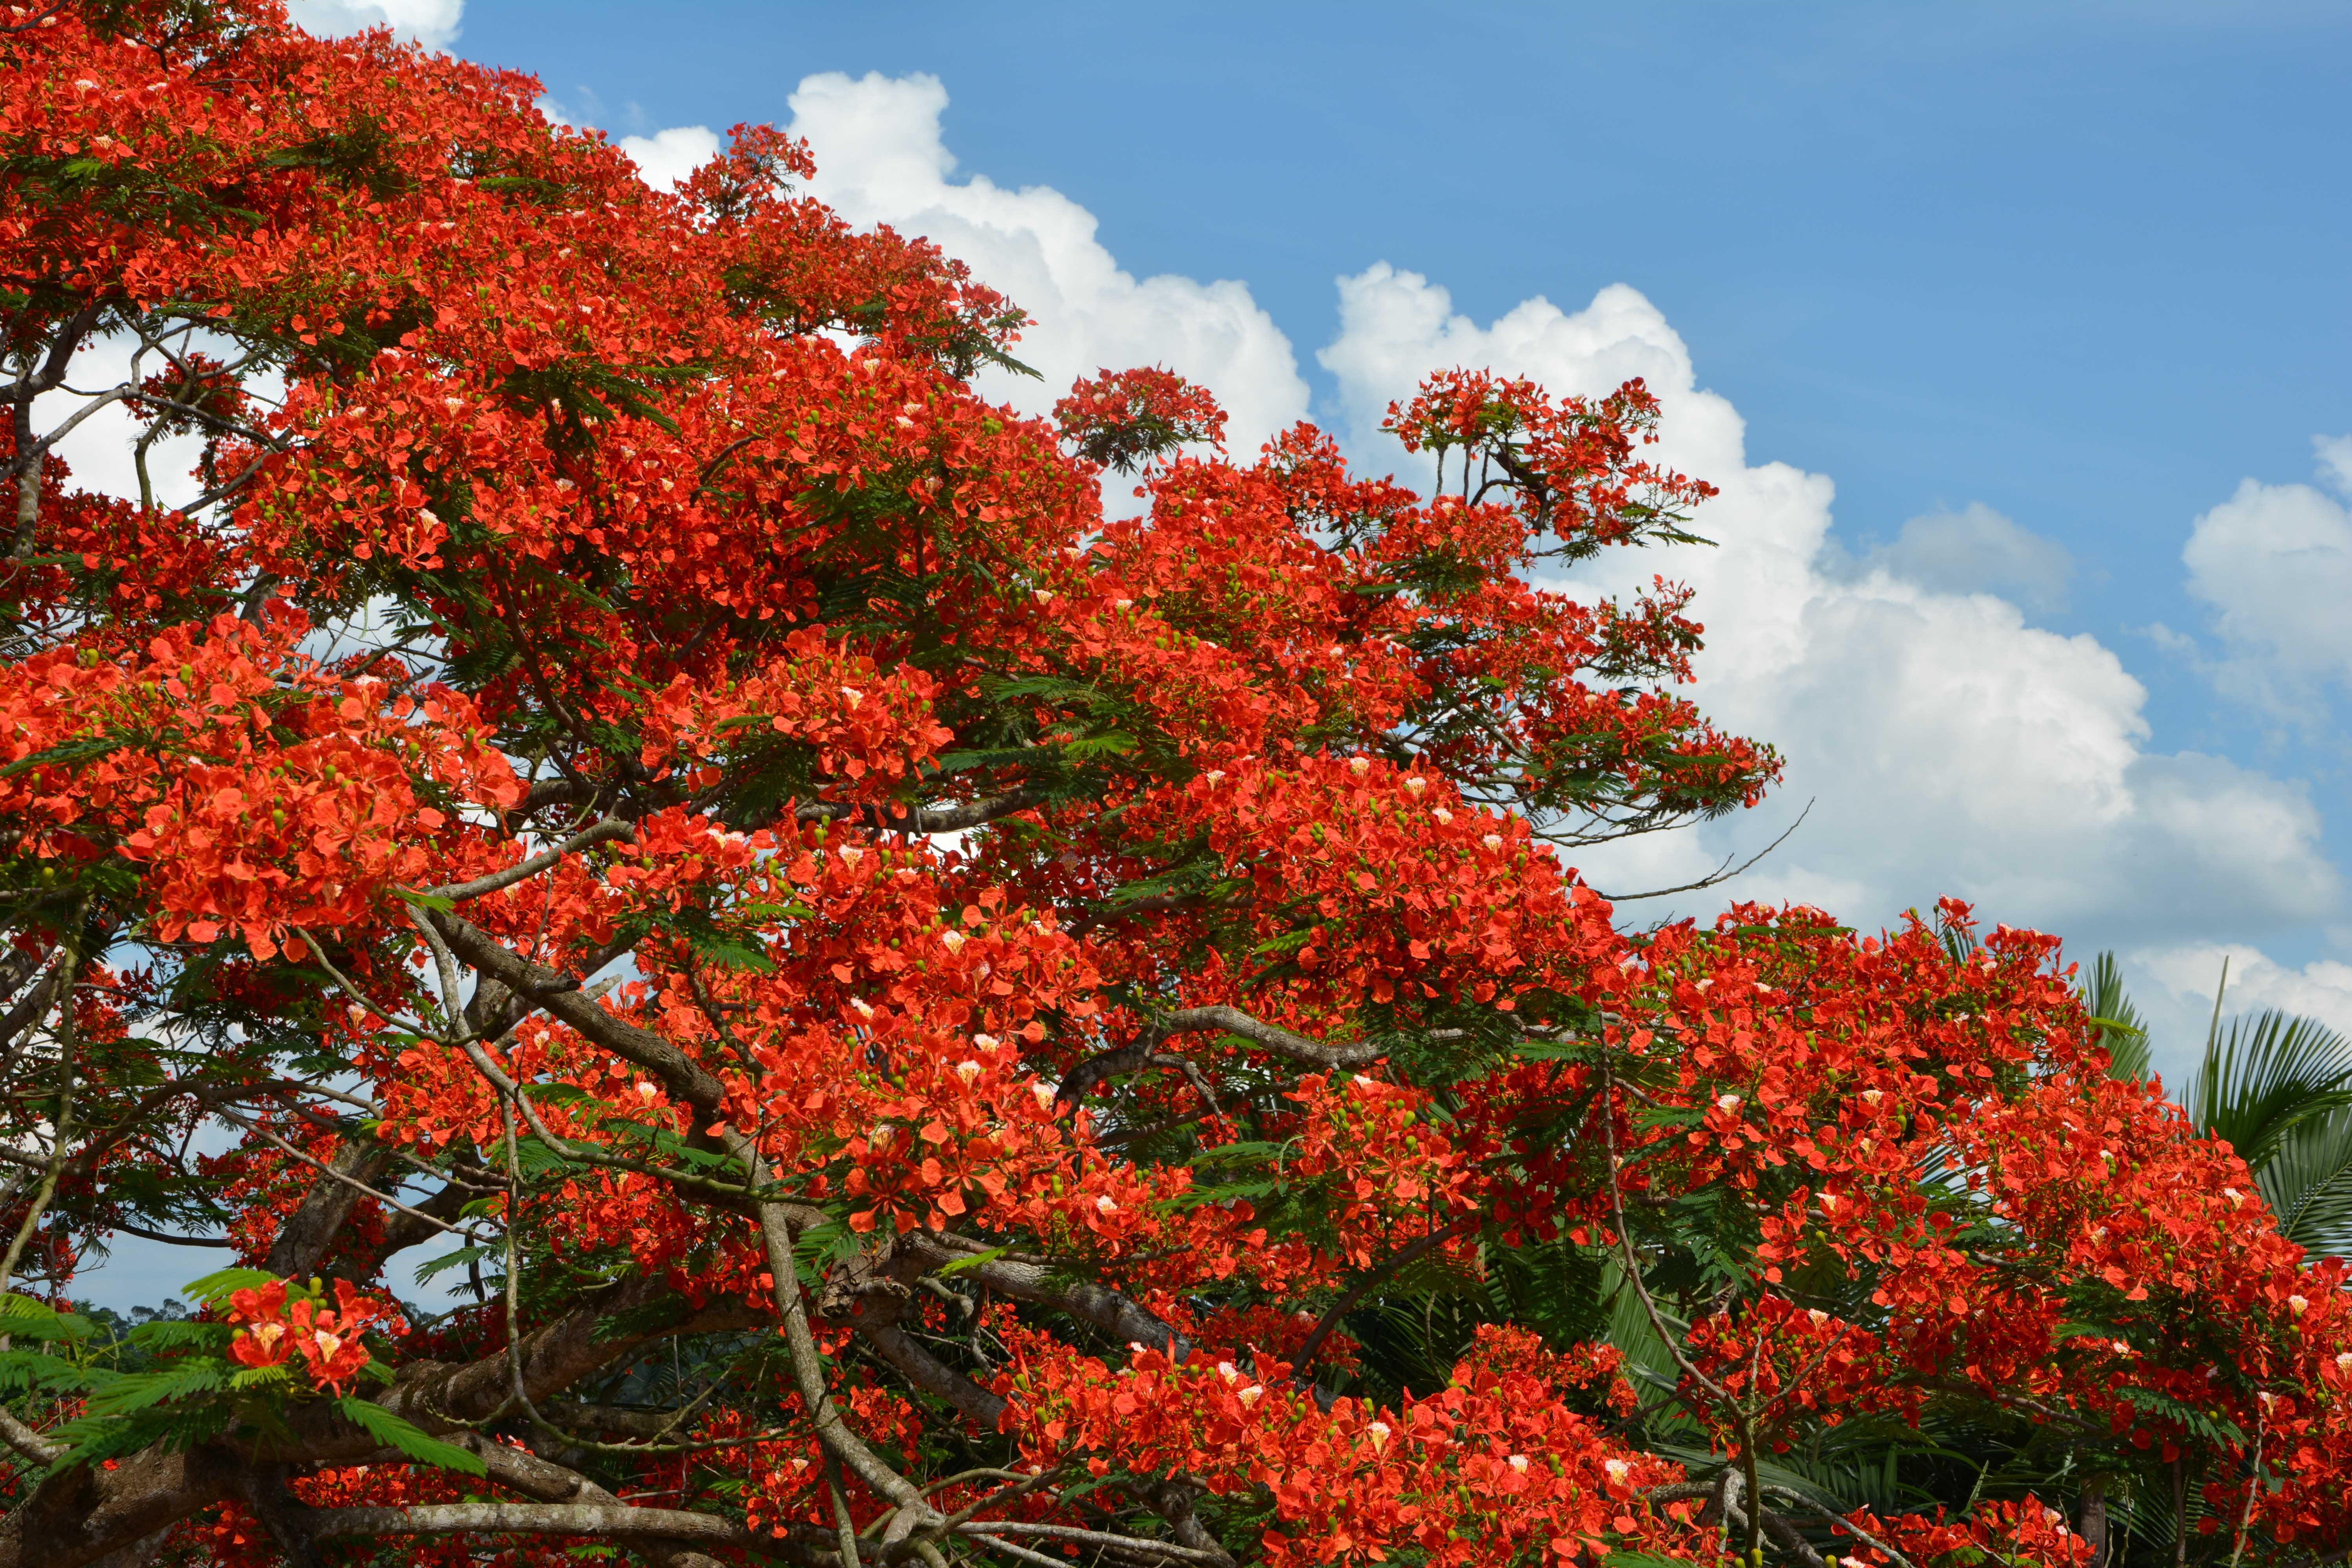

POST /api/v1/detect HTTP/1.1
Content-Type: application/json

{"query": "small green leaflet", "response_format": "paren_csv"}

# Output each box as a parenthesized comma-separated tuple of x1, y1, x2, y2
(0, 1292, 96, 1343)
(179, 1268, 282, 1308)
(932, 1246, 1008, 1278)
(338, 1397, 488, 1475)
(415, 1244, 498, 1285)
(86, 1360, 227, 1417)
(0, 735, 123, 781)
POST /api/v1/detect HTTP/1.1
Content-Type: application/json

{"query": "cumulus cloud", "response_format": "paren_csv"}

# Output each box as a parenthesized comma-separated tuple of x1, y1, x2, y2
(286, 0, 462, 49)
(617, 125, 722, 192)
(2181, 444, 2352, 708)
(2125, 943, 2352, 1087)
(1833, 502, 2072, 612)
(2317, 434, 2352, 498)
(779, 73, 1309, 464)
(1317, 264, 2339, 951)
(607, 77, 1308, 498)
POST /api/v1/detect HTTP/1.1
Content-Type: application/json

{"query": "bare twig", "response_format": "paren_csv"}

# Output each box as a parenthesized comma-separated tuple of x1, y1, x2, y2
(1589, 799, 1813, 903)
(1293, 1218, 1476, 1375)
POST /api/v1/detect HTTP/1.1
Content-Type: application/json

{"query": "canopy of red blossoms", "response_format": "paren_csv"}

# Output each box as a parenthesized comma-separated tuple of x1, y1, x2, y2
(0, 5, 2343, 1567)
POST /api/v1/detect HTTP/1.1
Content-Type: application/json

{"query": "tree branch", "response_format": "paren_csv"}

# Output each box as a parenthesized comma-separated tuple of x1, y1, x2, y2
(296, 1502, 756, 1548)
(1292, 1217, 1476, 1375)
(785, 784, 1050, 837)
(859, 1320, 1007, 1430)
(1059, 1004, 1381, 1109)
(423, 817, 635, 902)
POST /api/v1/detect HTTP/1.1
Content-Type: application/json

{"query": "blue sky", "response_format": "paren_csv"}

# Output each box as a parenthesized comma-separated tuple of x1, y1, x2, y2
(72, 0, 2352, 1312)
(463, 2, 2352, 624)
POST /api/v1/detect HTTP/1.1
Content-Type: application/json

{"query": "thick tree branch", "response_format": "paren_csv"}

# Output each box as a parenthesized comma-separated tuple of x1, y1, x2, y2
(453, 1433, 742, 1568)
(737, 1151, 945, 1558)
(1058, 1004, 1381, 1109)
(263, 1135, 393, 1277)
(897, 1233, 1191, 1362)
(860, 1320, 1007, 1429)
(0, 1405, 61, 1466)
(785, 783, 1050, 837)
(295, 1502, 756, 1547)
(430, 911, 729, 1120)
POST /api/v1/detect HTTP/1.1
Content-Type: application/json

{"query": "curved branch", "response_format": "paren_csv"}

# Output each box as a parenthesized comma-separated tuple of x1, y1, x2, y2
(0, 1406, 60, 1466)
(1059, 1004, 1381, 1109)
(424, 817, 635, 902)
(1589, 798, 1812, 904)
(1292, 1216, 1477, 1375)
(787, 784, 1049, 837)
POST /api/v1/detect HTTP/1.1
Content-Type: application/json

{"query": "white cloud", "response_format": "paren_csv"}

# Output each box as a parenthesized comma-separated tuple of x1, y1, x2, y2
(1835, 501, 2072, 612)
(1317, 265, 2340, 949)
(286, 0, 462, 49)
(2127, 943, 2352, 1088)
(617, 125, 722, 192)
(2316, 434, 2352, 498)
(780, 73, 1309, 464)
(2181, 450, 2352, 706)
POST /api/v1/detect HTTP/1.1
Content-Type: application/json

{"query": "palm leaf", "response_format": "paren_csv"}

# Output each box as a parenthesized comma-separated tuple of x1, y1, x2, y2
(2258, 1102, 2352, 1260)
(2189, 1007, 2352, 1174)
(2080, 951, 2151, 1082)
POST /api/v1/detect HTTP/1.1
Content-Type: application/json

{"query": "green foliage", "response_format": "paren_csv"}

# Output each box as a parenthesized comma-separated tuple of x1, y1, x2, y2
(2190, 1006, 2352, 1174)
(336, 1396, 488, 1476)
(2082, 950, 2152, 1082)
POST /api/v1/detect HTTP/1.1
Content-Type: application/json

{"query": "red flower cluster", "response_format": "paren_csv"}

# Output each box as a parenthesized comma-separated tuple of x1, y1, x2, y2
(226, 1277, 399, 1394)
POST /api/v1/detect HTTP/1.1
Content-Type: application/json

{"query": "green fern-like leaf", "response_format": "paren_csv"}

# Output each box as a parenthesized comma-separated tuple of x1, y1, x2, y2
(336, 1396, 488, 1475)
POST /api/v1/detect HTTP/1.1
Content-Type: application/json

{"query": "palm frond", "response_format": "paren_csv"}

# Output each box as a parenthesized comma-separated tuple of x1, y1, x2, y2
(2259, 1102, 2352, 1261)
(2080, 951, 2151, 1082)
(2190, 1008, 2352, 1173)
(1599, 1252, 1697, 1433)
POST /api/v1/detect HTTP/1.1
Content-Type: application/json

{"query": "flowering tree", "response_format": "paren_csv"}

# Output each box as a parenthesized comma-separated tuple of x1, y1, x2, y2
(1, 5, 2347, 1566)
